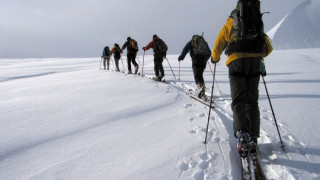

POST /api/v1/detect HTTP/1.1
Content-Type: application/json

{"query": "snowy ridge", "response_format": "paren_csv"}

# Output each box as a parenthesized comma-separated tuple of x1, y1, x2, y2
(268, 0, 320, 49)
(1, 51, 320, 179)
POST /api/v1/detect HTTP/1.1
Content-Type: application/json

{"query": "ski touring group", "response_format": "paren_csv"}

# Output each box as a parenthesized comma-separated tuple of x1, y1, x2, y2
(101, 0, 273, 179)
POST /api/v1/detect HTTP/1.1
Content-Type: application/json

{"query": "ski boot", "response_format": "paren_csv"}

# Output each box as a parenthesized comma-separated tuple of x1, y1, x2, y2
(153, 76, 161, 81)
(236, 130, 250, 158)
(128, 70, 132, 74)
(159, 73, 165, 82)
(197, 84, 206, 99)
(249, 137, 257, 160)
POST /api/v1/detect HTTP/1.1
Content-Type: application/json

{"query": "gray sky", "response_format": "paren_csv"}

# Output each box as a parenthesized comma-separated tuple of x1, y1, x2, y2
(0, 0, 304, 58)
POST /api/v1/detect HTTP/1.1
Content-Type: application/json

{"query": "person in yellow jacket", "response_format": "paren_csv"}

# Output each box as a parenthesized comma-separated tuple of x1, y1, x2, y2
(211, 3, 273, 157)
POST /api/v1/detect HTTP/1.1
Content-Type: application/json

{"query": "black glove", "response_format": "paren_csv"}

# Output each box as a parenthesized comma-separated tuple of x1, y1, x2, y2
(178, 55, 184, 61)
(142, 47, 145, 51)
(211, 57, 220, 64)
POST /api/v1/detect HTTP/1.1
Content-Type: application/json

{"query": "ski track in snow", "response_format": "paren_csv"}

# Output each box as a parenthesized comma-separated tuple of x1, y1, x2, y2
(149, 75, 319, 179)
(93, 65, 319, 179)
(1, 55, 320, 179)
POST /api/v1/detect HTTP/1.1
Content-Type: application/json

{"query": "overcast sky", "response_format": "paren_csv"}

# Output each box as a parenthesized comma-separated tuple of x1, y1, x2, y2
(0, 0, 304, 58)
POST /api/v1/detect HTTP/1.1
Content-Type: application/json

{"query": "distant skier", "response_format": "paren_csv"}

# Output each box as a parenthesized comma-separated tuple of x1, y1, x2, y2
(110, 43, 122, 72)
(101, 46, 111, 70)
(211, 0, 273, 157)
(142, 34, 168, 81)
(121, 37, 139, 74)
(178, 35, 211, 99)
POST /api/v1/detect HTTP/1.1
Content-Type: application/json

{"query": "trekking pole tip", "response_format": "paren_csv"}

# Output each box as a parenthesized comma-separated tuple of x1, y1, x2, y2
(280, 143, 286, 152)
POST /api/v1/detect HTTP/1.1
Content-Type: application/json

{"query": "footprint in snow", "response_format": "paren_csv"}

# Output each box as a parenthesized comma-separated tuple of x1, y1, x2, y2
(187, 126, 202, 134)
(184, 104, 193, 108)
(179, 161, 189, 171)
(193, 171, 204, 180)
(198, 113, 206, 118)
(190, 152, 216, 180)
(165, 85, 172, 93)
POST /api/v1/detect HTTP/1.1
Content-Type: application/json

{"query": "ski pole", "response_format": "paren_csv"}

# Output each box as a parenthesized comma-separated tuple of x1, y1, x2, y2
(204, 63, 216, 144)
(207, 62, 221, 92)
(142, 50, 145, 76)
(178, 61, 181, 81)
(110, 56, 115, 70)
(262, 75, 285, 151)
(165, 57, 176, 80)
(208, 61, 214, 76)
(99, 57, 103, 70)
(120, 56, 125, 73)
(136, 55, 141, 66)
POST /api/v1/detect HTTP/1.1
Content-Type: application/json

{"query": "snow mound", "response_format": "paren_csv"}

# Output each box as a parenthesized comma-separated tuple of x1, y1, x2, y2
(267, 0, 320, 50)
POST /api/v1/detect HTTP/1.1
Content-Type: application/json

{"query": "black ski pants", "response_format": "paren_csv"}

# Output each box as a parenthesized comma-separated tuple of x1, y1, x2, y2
(228, 57, 261, 138)
(154, 55, 165, 77)
(192, 59, 207, 86)
(103, 56, 110, 69)
(114, 57, 120, 71)
(127, 53, 138, 71)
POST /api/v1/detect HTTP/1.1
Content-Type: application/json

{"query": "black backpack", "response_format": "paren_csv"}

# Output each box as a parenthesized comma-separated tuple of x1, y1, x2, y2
(155, 39, 166, 56)
(191, 35, 211, 60)
(114, 46, 121, 58)
(225, 0, 265, 55)
(104, 47, 110, 56)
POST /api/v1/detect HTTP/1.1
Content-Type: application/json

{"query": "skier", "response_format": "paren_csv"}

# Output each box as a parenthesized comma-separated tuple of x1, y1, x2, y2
(178, 35, 211, 99)
(142, 34, 168, 81)
(121, 37, 139, 74)
(101, 46, 111, 70)
(110, 43, 122, 72)
(210, 1, 273, 157)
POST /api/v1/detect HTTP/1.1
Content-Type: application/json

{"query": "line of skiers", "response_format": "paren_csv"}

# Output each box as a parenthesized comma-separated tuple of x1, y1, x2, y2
(102, 35, 168, 78)
(101, 0, 273, 159)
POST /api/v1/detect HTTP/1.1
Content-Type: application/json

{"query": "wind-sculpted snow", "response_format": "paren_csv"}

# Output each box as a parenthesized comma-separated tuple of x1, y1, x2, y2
(1, 51, 320, 179)
(268, 0, 320, 49)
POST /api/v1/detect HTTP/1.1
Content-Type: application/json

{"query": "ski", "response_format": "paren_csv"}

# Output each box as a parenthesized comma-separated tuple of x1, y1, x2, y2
(239, 146, 266, 180)
(144, 74, 167, 84)
(251, 147, 266, 180)
(240, 156, 251, 180)
(188, 89, 214, 109)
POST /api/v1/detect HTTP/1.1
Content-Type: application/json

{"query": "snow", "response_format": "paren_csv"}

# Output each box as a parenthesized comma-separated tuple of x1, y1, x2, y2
(2, 1, 320, 179)
(1, 49, 320, 179)
(267, 0, 320, 49)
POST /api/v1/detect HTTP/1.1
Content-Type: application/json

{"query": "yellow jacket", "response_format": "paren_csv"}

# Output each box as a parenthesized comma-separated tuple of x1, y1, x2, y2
(211, 17, 273, 66)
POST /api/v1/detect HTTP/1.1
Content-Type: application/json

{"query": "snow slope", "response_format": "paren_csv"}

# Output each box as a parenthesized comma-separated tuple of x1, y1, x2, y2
(267, 0, 320, 49)
(1, 50, 320, 179)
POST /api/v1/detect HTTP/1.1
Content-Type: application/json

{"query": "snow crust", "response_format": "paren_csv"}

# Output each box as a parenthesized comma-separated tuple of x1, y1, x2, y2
(1, 49, 320, 179)
(267, 0, 320, 49)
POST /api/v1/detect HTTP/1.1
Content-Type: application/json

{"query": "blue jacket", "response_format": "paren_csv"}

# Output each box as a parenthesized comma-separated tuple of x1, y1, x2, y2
(180, 40, 194, 60)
